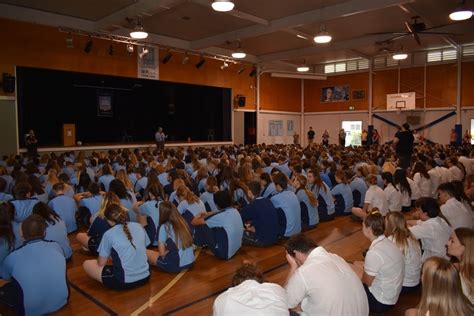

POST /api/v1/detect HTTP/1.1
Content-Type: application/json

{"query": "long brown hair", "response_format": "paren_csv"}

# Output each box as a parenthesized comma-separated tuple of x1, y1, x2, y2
(158, 201, 193, 249)
(295, 175, 317, 207)
(307, 169, 327, 193)
(176, 185, 199, 204)
(115, 169, 133, 190)
(384, 212, 419, 256)
(97, 191, 124, 218)
(104, 203, 135, 249)
(455, 228, 474, 298)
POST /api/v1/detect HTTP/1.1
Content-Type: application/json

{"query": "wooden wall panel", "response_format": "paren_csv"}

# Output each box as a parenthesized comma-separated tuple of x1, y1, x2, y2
(259, 73, 301, 112)
(304, 72, 369, 112)
(400, 67, 424, 108)
(426, 63, 457, 108)
(372, 69, 398, 108)
(462, 61, 474, 107)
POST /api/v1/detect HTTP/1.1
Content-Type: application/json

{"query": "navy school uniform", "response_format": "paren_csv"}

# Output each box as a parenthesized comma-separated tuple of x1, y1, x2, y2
(48, 195, 78, 233)
(0, 237, 11, 271)
(349, 177, 368, 208)
(98, 174, 115, 192)
(0, 192, 13, 203)
(233, 188, 249, 208)
(310, 183, 336, 221)
(158, 172, 169, 186)
(320, 172, 333, 189)
(240, 197, 279, 246)
(120, 195, 137, 222)
(260, 182, 277, 199)
(11, 198, 40, 223)
(169, 191, 179, 206)
(98, 222, 151, 289)
(194, 207, 244, 259)
(155, 223, 195, 273)
(138, 200, 161, 246)
(134, 177, 148, 194)
(79, 194, 103, 226)
(331, 183, 354, 215)
(177, 200, 206, 231)
(295, 189, 319, 230)
(128, 173, 138, 188)
(87, 216, 112, 255)
(200, 191, 218, 212)
(43, 217, 73, 259)
(1, 239, 68, 316)
(270, 190, 302, 237)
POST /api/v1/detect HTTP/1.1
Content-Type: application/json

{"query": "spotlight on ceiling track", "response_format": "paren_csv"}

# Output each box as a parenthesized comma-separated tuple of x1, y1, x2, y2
(237, 66, 246, 75)
(212, 0, 235, 12)
(449, 1, 473, 21)
(195, 56, 206, 69)
(249, 67, 257, 77)
(162, 51, 173, 64)
(66, 33, 74, 49)
(126, 43, 134, 55)
(108, 43, 114, 56)
(182, 53, 190, 65)
(220, 61, 229, 70)
(84, 36, 93, 53)
(139, 46, 149, 59)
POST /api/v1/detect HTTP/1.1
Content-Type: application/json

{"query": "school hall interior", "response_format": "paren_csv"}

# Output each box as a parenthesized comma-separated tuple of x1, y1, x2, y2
(0, 1, 474, 315)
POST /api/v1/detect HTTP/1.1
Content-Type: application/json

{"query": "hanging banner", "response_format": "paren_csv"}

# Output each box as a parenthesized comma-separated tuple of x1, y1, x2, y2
(137, 47, 159, 80)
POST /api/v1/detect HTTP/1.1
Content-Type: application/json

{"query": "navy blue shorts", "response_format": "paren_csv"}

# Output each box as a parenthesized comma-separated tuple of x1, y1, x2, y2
(101, 265, 149, 290)
(156, 238, 193, 273)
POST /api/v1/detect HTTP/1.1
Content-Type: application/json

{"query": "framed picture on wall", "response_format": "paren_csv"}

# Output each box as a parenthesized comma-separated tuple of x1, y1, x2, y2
(287, 120, 294, 136)
(321, 85, 350, 102)
(352, 89, 366, 100)
(97, 90, 113, 117)
(269, 120, 283, 136)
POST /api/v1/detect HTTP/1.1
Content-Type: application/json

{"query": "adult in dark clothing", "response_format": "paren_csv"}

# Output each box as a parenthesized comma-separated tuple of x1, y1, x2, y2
(394, 123, 414, 170)
(307, 127, 315, 146)
(24, 129, 38, 158)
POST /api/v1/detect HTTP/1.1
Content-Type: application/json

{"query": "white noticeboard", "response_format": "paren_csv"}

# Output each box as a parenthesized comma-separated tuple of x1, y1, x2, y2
(386, 92, 416, 111)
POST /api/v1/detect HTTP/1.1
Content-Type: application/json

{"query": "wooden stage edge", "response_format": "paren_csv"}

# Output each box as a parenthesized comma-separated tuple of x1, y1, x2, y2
(17, 141, 234, 154)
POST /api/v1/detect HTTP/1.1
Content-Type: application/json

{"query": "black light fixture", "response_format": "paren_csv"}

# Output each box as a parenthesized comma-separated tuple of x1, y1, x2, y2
(195, 55, 206, 69)
(249, 67, 257, 77)
(161, 51, 173, 64)
(84, 36, 93, 53)
(108, 43, 114, 56)
(237, 66, 246, 74)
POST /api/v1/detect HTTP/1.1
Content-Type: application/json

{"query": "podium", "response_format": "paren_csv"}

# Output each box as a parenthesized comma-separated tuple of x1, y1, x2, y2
(63, 124, 76, 147)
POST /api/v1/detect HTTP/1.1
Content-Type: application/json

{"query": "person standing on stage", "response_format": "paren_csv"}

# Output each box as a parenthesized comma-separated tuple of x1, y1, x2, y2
(155, 127, 166, 151)
(393, 123, 414, 170)
(307, 127, 315, 146)
(25, 129, 38, 158)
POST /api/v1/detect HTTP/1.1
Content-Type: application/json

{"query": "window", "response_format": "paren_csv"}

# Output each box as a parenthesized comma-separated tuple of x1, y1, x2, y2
(324, 64, 335, 73)
(335, 62, 346, 72)
(427, 48, 458, 63)
(323, 58, 369, 74)
(341, 121, 362, 146)
(463, 45, 474, 58)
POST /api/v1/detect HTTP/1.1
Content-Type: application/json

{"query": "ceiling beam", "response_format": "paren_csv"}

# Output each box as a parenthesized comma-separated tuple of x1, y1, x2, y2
(258, 34, 395, 64)
(345, 49, 371, 60)
(190, 0, 415, 49)
(190, 0, 269, 26)
(93, 0, 187, 31)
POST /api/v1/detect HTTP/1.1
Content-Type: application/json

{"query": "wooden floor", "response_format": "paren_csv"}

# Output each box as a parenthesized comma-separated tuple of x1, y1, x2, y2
(1, 214, 421, 316)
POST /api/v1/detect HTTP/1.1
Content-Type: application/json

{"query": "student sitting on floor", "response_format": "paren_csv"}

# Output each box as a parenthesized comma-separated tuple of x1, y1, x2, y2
(0, 214, 68, 315)
(408, 197, 452, 262)
(134, 184, 163, 246)
(259, 172, 277, 199)
(438, 182, 473, 229)
(285, 234, 368, 315)
(10, 182, 39, 222)
(213, 263, 289, 316)
(307, 169, 335, 221)
(75, 182, 103, 227)
(98, 163, 115, 192)
(193, 191, 244, 260)
(381, 172, 403, 212)
(293, 175, 319, 230)
(83, 203, 150, 290)
(146, 201, 195, 273)
(0, 178, 13, 203)
(353, 210, 404, 313)
(0, 202, 15, 271)
(200, 176, 219, 212)
(176, 184, 206, 230)
(109, 179, 138, 222)
(352, 174, 388, 219)
(330, 170, 354, 216)
(384, 212, 422, 293)
(240, 181, 279, 247)
(270, 172, 301, 238)
(394, 169, 413, 212)
(48, 182, 78, 233)
(405, 257, 473, 316)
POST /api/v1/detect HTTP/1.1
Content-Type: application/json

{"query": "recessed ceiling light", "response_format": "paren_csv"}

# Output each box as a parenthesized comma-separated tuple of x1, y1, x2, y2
(393, 53, 408, 60)
(449, 9, 473, 21)
(212, 0, 235, 12)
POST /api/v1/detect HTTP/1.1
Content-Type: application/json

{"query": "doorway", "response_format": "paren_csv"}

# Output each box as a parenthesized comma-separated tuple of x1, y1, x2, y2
(341, 121, 362, 146)
(244, 112, 257, 145)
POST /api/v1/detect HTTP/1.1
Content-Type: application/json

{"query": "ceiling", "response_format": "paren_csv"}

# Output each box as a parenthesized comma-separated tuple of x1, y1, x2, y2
(1, 0, 473, 71)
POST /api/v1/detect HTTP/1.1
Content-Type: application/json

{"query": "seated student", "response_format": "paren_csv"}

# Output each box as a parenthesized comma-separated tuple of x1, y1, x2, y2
(133, 167, 148, 196)
(270, 172, 301, 238)
(48, 182, 78, 233)
(31, 202, 72, 260)
(259, 172, 277, 198)
(200, 176, 219, 212)
(176, 185, 206, 229)
(354, 210, 405, 313)
(385, 212, 422, 293)
(381, 172, 403, 212)
(195, 166, 209, 194)
(75, 182, 103, 227)
(98, 163, 115, 192)
(352, 174, 388, 219)
(146, 201, 194, 273)
(27, 175, 48, 204)
(405, 257, 473, 316)
(0, 215, 68, 315)
(0, 166, 14, 194)
(57, 173, 76, 198)
(0, 202, 15, 270)
(293, 175, 319, 230)
(411, 161, 432, 198)
(213, 263, 288, 316)
(349, 170, 368, 208)
(330, 170, 354, 216)
(240, 181, 279, 247)
(438, 182, 473, 229)
(193, 191, 244, 260)
(134, 184, 163, 246)
(229, 179, 251, 209)
(0, 177, 13, 203)
(307, 169, 335, 221)
(393, 169, 414, 212)
(447, 227, 474, 304)
(109, 179, 138, 222)
(285, 234, 368, 315)
(83, 203, 150, 289)
(408, 197, 452, 262)
(10, 182, 39, 222)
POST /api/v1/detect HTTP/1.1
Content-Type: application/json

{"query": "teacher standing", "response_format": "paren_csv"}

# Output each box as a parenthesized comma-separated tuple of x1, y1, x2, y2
(25, 129, 38, 158)
(155, 127, 166, 151)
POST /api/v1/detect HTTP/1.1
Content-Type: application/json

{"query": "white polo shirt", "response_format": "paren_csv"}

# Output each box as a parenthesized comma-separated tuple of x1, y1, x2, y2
(449, 165, 464, 182)
(427, 168, 441, 198)
(409, 217, 452, 262)
(436, 166, 452, 184)
(364, 235, 405, 305)
(387, 236, 422, 287)
(365, 185, 389, 216)
(286, 247, 369, 316)
(384, 183, 402, 212)
(413, 173, 431, 198)
(407, 177, 420, 201)
(213, 280, 288, 316)
(440, 197, 473, 229)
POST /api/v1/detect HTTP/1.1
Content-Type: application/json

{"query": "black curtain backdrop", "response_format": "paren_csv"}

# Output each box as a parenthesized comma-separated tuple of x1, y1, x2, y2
(17, 67, 232, 147)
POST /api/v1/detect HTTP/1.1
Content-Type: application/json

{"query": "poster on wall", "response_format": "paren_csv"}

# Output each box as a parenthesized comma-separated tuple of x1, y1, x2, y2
(287, 120, 294, 136)
(137, 46, 159, 80)
(97, 90, 113, 117)
(321, 85, 350, 102)
(269, 120, 283, 136)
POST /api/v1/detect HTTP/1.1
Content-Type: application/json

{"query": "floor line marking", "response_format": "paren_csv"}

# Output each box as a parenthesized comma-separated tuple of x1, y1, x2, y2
(68, 281, 118, 315)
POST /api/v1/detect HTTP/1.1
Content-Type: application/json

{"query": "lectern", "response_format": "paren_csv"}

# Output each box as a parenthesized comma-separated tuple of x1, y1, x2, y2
(63, 124, 76, 147)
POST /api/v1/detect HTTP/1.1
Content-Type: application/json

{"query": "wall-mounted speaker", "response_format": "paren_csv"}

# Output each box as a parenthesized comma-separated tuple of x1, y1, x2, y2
(236, 95, 246, 107)
(2, 73, 15, 93)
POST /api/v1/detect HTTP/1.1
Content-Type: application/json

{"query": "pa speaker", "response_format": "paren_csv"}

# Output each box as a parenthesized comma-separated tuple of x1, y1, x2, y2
(237, 95, 246, 107)
(2, 73, 15, 93)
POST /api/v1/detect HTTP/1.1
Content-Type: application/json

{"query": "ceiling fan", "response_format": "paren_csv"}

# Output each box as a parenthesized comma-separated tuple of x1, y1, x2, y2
(367, 16, 462, 45)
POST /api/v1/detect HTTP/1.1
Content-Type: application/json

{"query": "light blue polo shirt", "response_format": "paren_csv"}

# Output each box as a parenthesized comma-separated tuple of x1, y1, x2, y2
(349, 177, 368, 208)
(200, 192, 218, 212)
(139, 200, 161, 245)
(158, 223, 194, 267)
(48, 195, 78, 233)
(177, 200, 206, 218)
(79, 195, 103, 217)
(99, 174, 115, 191)
(296, 189, 319, 226)
(11, 198, 40, 222)
(45, 218, 73, 259)
(271, 190, 302, 237)
(331, 183, 354, 214)
(0, 192, 13, 203)
(205, 207, 244, 259)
